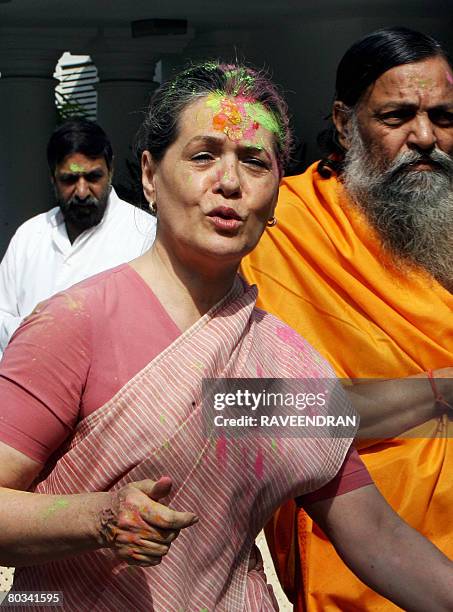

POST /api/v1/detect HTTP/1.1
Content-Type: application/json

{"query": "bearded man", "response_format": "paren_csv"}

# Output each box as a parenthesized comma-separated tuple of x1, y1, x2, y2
(242, 26, 453, 611)
(0, 119, 156, 356)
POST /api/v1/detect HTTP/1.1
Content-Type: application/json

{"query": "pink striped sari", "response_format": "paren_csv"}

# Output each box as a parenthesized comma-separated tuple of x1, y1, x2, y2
(14, 279, 354, 611)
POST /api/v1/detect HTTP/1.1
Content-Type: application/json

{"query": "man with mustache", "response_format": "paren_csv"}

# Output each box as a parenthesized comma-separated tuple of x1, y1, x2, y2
(242, 26, 453, 610)
(0, 119, 156, 356)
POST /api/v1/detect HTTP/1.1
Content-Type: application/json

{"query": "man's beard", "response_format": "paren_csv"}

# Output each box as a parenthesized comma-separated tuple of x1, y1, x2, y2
(56, 185, 110, 233)
(342, 116, 453, 291)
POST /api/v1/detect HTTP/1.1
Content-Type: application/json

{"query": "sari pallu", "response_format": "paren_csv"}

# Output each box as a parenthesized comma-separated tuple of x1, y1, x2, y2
(13, 279, 355, 612)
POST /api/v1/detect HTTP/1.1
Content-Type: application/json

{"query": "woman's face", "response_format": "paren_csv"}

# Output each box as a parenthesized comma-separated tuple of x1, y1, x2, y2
(142, 94, 281, 269)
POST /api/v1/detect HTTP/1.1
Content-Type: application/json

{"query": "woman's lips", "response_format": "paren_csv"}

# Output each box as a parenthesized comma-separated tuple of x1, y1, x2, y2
(207, 207, 243, 231)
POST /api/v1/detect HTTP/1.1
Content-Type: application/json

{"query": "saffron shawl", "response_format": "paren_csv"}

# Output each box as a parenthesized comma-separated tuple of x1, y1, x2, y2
(242, 163, 453, 611)
(13, 279, 354, 611)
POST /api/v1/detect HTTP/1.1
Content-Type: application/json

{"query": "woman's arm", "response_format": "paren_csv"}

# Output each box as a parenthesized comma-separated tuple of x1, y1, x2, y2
(0, 442, 198, 567)
(346, 367, 453, 440)
(306, 483, 453, 611)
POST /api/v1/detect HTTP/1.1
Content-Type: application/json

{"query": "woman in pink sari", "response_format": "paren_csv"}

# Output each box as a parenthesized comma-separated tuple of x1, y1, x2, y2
(0, 63, 453, 611)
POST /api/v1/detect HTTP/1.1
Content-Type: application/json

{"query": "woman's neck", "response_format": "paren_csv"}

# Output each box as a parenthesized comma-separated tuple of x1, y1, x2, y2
(130, 242, 239, 332)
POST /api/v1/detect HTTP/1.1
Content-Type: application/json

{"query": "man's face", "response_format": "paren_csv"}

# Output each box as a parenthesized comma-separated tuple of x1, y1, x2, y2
(338, 56, 453, 291)
(354, 56, 453, 170)
(53, 153, 111, 232)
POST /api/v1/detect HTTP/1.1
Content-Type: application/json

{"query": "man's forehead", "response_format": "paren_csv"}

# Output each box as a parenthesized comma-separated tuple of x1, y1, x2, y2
(57, 154, 107, 174)
(364, 57, 453, 105)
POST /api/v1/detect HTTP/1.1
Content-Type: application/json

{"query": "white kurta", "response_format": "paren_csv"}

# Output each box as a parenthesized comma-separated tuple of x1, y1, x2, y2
(0, 188, 156, 355)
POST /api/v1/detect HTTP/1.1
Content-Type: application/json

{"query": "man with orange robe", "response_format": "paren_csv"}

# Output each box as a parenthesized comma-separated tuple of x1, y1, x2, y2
(242, 26, 453, 610)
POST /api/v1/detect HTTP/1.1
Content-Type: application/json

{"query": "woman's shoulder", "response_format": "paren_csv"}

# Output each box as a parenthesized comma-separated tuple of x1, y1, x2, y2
(35, 263, 143, 320)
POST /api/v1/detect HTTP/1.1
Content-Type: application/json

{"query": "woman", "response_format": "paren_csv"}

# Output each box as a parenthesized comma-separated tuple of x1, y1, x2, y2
(0, 63, 452, 611)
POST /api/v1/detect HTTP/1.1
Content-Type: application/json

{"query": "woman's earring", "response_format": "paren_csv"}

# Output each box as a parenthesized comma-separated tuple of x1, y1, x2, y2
(149, 200, 157, 214)
(267, 216, 277, 227)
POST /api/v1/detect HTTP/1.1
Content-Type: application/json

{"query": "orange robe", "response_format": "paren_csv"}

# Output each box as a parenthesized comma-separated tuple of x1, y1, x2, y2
(241, 162, 453, 611)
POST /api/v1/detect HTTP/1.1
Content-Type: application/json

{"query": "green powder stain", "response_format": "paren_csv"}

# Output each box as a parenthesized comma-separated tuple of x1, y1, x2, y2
(42, 498, 69, 519)
(244, 101, 281, 137)
(271, 438, 278, 452)
(205, 92, 223, 114)
(245, 143, 264, 151)
(159, 414, 166, 423)
(201, 62, 219, 72)
(69, 162, 86, 173)
(224, 67, 255, 96)
(199, 608, 209, 612)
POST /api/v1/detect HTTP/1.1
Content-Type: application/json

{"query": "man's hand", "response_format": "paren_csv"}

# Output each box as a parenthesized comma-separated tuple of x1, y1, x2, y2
(98, 476, 198, 566)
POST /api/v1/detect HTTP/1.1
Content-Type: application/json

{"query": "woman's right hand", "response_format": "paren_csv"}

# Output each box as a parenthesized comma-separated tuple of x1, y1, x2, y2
(98, 476, 198, 566)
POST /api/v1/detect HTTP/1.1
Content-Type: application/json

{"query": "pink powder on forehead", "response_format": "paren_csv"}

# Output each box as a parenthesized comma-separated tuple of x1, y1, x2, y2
(446, 71, 453, 85)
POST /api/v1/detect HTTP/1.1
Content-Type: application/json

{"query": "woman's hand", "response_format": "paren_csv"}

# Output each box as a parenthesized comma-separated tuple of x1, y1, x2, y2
(98, 476, 198, 566)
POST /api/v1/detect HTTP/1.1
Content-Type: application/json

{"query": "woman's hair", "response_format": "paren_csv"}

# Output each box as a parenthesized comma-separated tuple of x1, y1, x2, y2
(318, 26, 451, 177)
(47, 118, 113, 176)
(135, 61, 292, 173)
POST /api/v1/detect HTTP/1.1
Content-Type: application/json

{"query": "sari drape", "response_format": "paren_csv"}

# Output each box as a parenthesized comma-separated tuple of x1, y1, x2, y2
(241, 162, 453, 611)
(13, 278, 354, 611)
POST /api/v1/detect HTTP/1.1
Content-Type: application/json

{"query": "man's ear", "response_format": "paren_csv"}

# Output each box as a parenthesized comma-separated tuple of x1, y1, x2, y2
(141, 151, 157, 203)
(332, 101, 352, 150)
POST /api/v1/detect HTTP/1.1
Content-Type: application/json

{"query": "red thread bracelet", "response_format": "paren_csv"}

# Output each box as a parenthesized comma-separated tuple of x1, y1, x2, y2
(427, 369, 453, 410)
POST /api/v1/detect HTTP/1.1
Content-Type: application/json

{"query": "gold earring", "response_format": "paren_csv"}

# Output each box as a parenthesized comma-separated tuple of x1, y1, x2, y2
(267, 216, 277, 227)
(149, 200, 157, 214)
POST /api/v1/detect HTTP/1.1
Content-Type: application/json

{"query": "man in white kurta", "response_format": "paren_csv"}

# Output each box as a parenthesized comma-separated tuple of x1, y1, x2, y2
(0, 119, 156, 356)
(0, 187, 156, 355)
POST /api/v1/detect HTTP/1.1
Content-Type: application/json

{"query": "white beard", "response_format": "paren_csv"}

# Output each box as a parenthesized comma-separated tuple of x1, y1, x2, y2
(342, 116, 453, 291)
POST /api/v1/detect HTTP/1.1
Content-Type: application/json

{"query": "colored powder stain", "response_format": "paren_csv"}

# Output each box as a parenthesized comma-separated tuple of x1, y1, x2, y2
(244, 102, 281, 137)
(163, 439, 170, 449)
(256, 363, 265, 377)
(206, 92, 280, 143)
(254, 447, 264, 478)
(69, 162, 86, 173)
(205, 92, 223, 114)
(199, 608, 209, 612)
(276, 325, 307, 353)
(245, 143, 264, 151)
(271, 438, 278, 453)
(446, 71, 453, 85)
(159, 414, 166, 424)
(202, 62, 218, 72)
(408, 73, 434, 91)
(43, 498, 69, 519)
(62, 292, 82, 312)
(216, 436, 228, 467)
